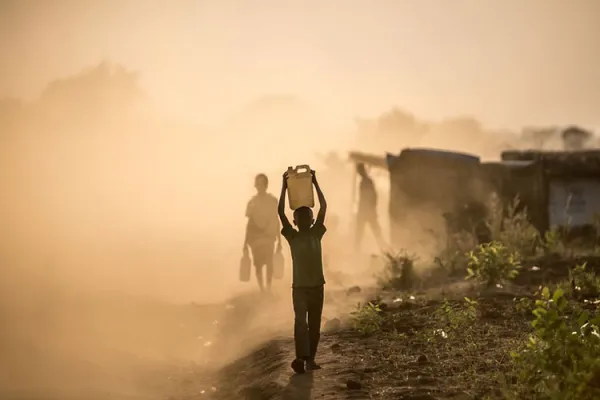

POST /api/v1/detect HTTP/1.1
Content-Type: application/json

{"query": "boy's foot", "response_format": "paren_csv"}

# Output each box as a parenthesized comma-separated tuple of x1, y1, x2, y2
(291, 358, 305, 374)
(306, 359, 321, 370)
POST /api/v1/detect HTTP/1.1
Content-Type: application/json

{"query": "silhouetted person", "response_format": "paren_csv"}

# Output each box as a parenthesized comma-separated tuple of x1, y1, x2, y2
(355, 163, 384, 250)
(243, 174, 281, 292)
(278, 169, 327, 374)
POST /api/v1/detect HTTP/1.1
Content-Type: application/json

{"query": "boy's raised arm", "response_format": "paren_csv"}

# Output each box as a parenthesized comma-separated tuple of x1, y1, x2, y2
(312, 171, 327, 225)
(278, 173, 292, 228)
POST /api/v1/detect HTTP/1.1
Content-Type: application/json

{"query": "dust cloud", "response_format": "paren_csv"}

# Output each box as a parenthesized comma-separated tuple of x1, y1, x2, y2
(0, 61, 597, 399)
(0, 62, 365, 399)
(2, 1, 599, 398)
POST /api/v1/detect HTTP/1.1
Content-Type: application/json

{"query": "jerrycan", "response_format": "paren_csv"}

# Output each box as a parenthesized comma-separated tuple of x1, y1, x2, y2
(239, 249, 251, 282)
(286, 165, 315, 210)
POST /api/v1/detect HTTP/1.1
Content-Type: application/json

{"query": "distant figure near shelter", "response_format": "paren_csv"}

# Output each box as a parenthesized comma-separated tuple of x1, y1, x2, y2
(355, 163, 384, 250)
(243, 174, 281, 292)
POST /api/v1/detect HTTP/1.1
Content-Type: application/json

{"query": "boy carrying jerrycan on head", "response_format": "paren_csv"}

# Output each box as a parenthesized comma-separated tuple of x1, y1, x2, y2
(278, 166, 328, 374)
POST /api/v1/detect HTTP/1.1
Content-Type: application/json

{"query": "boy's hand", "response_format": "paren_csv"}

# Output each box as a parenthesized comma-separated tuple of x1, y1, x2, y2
(282, 171, 289, 188)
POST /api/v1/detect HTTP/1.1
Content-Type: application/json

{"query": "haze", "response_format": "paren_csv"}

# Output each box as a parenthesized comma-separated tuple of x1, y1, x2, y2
(1, 1, 599, 398)
(1, 0, 600, 128)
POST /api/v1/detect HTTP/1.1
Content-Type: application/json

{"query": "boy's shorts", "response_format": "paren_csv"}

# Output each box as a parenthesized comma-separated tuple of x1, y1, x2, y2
(250, 242, 274, 268)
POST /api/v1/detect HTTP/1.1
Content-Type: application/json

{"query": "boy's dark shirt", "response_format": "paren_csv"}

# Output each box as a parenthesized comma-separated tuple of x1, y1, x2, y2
(281, 222, 327, 287)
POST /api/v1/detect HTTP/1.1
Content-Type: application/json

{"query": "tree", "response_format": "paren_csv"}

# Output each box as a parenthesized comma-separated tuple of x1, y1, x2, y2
(37, 61, 144, 130)
(378, 107, 418, 134)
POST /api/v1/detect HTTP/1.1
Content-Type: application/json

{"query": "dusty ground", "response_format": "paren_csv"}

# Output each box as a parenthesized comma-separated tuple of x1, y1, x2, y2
(2, 256, 598, 400)
(162, 256, 600, 400)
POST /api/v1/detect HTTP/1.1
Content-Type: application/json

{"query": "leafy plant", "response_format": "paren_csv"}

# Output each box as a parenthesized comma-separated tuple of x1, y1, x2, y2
(466, 241, 522, 287)
(487, 195, 540, 258)
(377, 250, 418, 290)
(434, 231, 476, 277)
(568, 262, 600, 299)
(350, 302, 384, 336)
(434, 297, 479, 333)
(541, 229, 566, 256)
(510, 287, 600, 400)
(513, 296, 534, 316)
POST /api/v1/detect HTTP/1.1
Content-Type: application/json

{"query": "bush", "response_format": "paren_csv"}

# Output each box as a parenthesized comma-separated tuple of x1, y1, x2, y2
(510, 287, 600, 400)
(568, 262, 600, 299)
(487, 195, 541, 258)
(466, 241, 521, 288)
(435, 231, 476, 277)
(541, 229, 566, 256)
(377, 250, 418, 290)
(434, 297, 479, 334)
(350, 302, 384, 336)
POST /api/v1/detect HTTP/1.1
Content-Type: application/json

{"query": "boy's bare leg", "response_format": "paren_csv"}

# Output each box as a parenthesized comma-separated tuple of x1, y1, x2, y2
(369, 216, 385, 249)
(265, 261, 273, 291)
(255, 266, 265, 292)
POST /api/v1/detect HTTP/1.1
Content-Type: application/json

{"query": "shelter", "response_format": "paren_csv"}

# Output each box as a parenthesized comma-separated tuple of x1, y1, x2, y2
(349, 148, 488, 249)
(499, 150, 600, 233)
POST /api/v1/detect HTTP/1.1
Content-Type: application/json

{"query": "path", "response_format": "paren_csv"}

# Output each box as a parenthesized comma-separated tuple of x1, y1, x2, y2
(163, 287, 378, 400)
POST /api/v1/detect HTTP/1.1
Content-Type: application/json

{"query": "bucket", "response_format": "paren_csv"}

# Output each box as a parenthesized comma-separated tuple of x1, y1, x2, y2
(286, 165, 315, 210)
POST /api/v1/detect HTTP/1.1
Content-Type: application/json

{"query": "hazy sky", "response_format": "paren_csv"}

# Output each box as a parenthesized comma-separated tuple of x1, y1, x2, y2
(1, 0, 599, 129)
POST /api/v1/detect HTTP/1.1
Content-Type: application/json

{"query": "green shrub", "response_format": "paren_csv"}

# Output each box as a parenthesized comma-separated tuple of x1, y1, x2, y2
(377, 250, 418, 290)
(510, 287, 600, 400)
(513, 296, 534, 316)
(487, 195, 540, 258)
(568, 262, 600, 298)
(466, 241, 522, 287)
(434, 297, 479, 333)
(435, 231, 476, 276)
(350, 302, 384, 336)
(541, 229, 566, 256)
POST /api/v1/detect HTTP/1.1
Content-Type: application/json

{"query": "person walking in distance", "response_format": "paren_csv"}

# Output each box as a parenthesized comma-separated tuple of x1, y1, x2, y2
(243, 173, 281, 292)
(278, 169, 327, 374)
(355, 163, 384, 250)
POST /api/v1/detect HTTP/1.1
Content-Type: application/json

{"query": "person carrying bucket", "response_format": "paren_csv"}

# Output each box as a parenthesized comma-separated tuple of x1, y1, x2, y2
(278, 166, 328, 373)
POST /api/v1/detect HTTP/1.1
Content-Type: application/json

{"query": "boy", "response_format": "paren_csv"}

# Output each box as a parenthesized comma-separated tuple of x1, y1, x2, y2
(244, 173, 282, 292)
(278, 169, 327, 374)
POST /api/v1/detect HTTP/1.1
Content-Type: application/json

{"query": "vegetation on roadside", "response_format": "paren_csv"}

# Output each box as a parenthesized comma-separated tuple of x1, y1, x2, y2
(466, 241, 521, 287)
(509, 287, 600, 400)
(376, 250, 418, 290)
(349, 195, 600, 399)
(350, 302, 384, 336)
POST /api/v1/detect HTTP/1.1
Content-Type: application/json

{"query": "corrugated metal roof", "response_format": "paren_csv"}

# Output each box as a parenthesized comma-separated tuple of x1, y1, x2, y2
(502, 149, 600, 161)
(348, 151, 388, 169)
(399, 147, 481, 164)
(501, 149, 600, 175)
